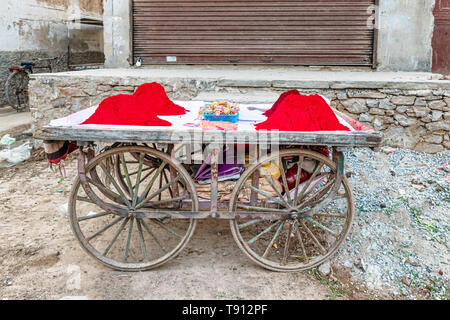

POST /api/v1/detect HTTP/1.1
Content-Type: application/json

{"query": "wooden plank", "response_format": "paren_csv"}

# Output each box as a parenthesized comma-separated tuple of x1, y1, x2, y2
(40, 126, 382, 147)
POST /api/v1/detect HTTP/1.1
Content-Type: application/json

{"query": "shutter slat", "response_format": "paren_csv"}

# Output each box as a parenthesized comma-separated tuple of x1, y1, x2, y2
(132, 0, 375, 65)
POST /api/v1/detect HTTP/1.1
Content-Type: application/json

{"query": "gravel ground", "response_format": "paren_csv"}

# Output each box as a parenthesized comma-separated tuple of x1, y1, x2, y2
(0, 142, 448, 300)
(328, 147, 449, 300)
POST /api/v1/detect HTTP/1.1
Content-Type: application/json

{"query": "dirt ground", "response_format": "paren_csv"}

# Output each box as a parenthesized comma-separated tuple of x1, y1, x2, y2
(0, 152, 345, 300)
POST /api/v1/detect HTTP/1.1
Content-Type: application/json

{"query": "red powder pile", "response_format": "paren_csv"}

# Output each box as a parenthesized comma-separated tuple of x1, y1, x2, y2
(255, 93, 350, 132)
(263, 89, 300, 117)
(82, 82, 188, 126)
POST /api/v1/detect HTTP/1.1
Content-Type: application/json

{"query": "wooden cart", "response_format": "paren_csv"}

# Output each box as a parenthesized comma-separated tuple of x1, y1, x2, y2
(41, 113, 381, 272)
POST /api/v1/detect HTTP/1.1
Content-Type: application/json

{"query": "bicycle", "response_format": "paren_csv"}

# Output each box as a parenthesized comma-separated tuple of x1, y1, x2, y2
(5, 57, 58, 112)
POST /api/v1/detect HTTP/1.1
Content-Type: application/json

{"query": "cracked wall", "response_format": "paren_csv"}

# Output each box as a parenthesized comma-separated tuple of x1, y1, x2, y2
(0, 0, 104, 106)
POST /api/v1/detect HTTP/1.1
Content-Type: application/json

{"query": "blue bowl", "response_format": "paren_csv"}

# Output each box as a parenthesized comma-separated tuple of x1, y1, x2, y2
(203, 113, 239, 123)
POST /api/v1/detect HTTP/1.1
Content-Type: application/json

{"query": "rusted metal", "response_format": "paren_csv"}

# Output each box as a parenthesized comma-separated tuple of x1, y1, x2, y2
(432, 0, 450, 74)
(132, 0, 375, 66)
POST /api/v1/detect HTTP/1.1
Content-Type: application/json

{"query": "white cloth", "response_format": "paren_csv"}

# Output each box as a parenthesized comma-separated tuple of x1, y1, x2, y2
(49, 100, 355, 132)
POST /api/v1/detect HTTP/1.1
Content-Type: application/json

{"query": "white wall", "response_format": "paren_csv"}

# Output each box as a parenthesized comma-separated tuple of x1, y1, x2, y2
(0, 0, 103, 54)
(377, 0, 435, 72)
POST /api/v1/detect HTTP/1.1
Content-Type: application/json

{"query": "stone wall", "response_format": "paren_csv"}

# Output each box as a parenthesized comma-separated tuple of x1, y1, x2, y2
(29, 73, 450, 153)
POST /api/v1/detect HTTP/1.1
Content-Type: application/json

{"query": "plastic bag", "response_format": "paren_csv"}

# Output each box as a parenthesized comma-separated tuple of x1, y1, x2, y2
(0, 141, 32, 167)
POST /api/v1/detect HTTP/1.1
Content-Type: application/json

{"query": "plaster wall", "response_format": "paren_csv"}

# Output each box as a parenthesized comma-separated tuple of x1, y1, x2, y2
(377, 0, 436, 72)
(0, 0, 104, 106)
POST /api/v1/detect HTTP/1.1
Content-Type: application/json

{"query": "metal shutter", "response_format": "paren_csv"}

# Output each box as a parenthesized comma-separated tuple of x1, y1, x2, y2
(132, 0, 376, 66)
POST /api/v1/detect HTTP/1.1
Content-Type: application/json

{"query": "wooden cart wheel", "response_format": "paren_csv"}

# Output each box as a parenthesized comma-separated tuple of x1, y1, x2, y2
(69, 146, 198, 271)
(229, 149, 354, 272)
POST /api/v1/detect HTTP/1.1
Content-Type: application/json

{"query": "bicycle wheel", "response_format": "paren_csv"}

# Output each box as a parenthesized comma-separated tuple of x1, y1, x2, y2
(5, 70, 29, 111)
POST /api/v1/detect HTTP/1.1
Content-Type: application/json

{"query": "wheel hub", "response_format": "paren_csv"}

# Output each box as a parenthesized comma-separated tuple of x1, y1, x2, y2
(289, 209, 305, 220)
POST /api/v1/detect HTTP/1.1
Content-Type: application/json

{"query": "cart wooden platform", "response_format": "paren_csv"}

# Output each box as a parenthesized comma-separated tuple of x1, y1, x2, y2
(41, 111, 381, 272)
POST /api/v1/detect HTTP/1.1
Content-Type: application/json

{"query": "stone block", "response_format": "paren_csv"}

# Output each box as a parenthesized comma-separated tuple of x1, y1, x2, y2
(396, 105, 409, 113)
(414, 142, 445, 154)
(347, 91, 386, 99)
(431, 110, 443, 121)
(390, 96, 416, 105)
(58, 87, 87, 97)
(426, 121, 450, 131)
(394, 114, 415, 127)
(341, 99, 368, 114)
(429, 100, 446, 111)
(369, 108, 385, 115)
(423, 134, 443, 144)
(414, 98, 427, 107)
(359, 113, 373, 123)
(403, 90, 432, 96)
(444, 112, 450, 121)
(378, 99, 396, 110)
(373, 118, 384, 131)
(336, 92, 348, 100)
(366, 99, 379, 108)
(112, 86, 135, 92)
(409, 106, 430, 118)
(97, 85, 112, 91)
(424, 96, 443, 101)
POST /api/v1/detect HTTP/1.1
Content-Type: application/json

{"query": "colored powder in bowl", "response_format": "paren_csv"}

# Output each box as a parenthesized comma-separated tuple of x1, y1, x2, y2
(81, 82, 188, 126)
(255, 94, 350, 132)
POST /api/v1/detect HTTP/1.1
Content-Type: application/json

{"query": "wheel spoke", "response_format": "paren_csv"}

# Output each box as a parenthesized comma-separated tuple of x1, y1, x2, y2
(86, 216, 124, 242)
(282, 222, 295, 265)
(142, 195, 189, 208)
(149, 219, 182, 238)
(237, 203, 287, 213)
(238, 219, 264, 229)
(136, 219, 148, 260)
(136, 175, 181, 209)
(132, 154, 145, 207)
(296, 223, 309, 263)
(137, 162, 166, 203)
(140, 219, 168, 253)
(279, 157, 292, 204)
(128, 166, 153, 177)
(248, 221, 282, 245)
(103, 217, 129, 256)
(299, 220, 327, 254)
(312, 213, 347, 219)
(245, 184, 287, 206)
(258, 167, 291, 208)
(78, 211, 110, 222)
(98, 162, 132, 207)
(86, 177, 122, 203)
(119, 154, 134, 197)
(296, 177, 335, 210)
(305, 217, 339, 237)
(76, 196, 94, 204)
(124, 218, 134, 261)
(262, 221, 284, 258)
(296, 162, 324, 204)
(162, 169, 174, 198)
(293, 156, 305, 205)
(158, 170, 163, 201)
